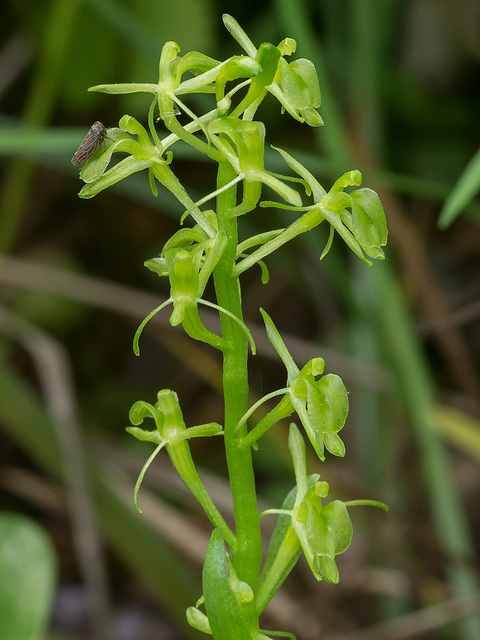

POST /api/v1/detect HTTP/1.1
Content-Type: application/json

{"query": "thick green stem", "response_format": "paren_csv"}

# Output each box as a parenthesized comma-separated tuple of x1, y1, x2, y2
(213, 161, 262, 591)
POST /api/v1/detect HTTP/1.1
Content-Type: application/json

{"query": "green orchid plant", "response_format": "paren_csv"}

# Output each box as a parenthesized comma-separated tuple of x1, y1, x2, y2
(74, 14, 388, 639)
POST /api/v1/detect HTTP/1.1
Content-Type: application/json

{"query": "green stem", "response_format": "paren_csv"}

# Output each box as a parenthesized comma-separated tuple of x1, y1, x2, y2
(150, 163, 217, 238)
(233, 207, 323, 277)
(213, 161, 262, 591)
(162, 113, 224, 164)
(168, 441, 237, 550)
(234, 388, 289, 439)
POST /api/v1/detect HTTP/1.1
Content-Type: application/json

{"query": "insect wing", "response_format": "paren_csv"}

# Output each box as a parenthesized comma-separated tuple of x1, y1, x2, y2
(71, 121, 106, 166)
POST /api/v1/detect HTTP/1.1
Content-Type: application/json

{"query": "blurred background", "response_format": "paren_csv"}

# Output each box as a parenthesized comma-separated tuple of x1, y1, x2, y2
(1, 0, 480, 639)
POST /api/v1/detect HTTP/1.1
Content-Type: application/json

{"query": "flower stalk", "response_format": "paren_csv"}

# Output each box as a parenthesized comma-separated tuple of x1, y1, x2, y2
(74, 14, 388, 639)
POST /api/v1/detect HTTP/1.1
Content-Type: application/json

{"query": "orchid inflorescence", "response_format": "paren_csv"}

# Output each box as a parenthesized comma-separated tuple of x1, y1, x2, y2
(75, 14, 387, 639)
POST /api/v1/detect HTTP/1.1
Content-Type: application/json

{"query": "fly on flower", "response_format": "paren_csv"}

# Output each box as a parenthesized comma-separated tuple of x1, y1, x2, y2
(71, 121, 109, 166)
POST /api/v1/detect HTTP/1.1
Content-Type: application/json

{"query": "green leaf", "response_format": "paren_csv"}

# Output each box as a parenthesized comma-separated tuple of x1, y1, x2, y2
(438, 146, 480, 228)
(279, 58, 323, 126)
(203, 530, 252, 640)
(0, 513, 56, 640)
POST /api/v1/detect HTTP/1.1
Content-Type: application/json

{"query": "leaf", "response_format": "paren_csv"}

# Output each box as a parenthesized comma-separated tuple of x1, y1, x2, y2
(438, 147, 480, 228)
(0, 513, 56, 640)
(203, 530, 252, 640)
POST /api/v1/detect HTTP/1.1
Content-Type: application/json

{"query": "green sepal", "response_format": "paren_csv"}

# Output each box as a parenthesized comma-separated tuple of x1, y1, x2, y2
(348, 188, 388, 259)
(166, 248, 200, 326)
(137, 226, 229, 352)
(277, 38, 296, 57)
(77, 116, 165, 199)
(229, 43, 281, 120)
(260, 309, 348, 461)
(278, 58, 323, 126)
(208, 118, 301, 216)
(215, 56, 261, 113)
(222, 14, 322, 127)
(223, 13, 257, 57)
(260, 308, 299, 383)
(162, 226, 211, 253)
(271, 146, 326, 200)
(79, 156, 153, 199)
(88, 82, 160, 95)
(79, 127, 132, 183)
(173, 50, 221, 85)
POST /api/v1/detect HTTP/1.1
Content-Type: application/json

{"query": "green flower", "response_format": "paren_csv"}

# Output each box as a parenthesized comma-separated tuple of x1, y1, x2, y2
(77, 115, 162, 198)
(77, 115, 217, 237)
(134, 224, 255, 354)
(207, 117, 302, 217)
(257, 425, 386, 588)
(126, 389, 222, 509)
(223, 14, 323, 126)
(287, 424, 352, 583)
(261, 147, 388, 265)
(292, 481, 352, 583)
(240, 309, 348, 461)
(127, 389, 236, 548)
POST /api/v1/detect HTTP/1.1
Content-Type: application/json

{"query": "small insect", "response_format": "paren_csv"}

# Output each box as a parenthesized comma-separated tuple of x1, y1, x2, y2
(71, 121, 108, 166)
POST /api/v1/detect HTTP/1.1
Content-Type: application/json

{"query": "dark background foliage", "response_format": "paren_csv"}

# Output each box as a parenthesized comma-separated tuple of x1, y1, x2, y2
(1, 1, 480, 639)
